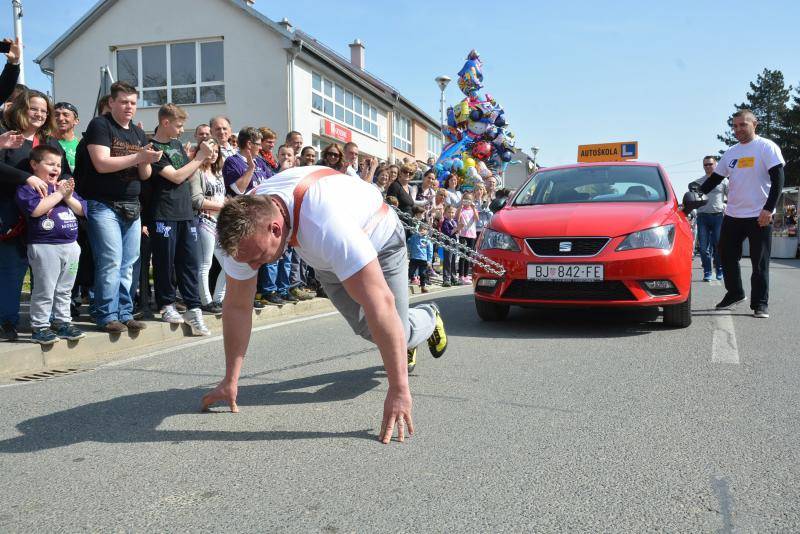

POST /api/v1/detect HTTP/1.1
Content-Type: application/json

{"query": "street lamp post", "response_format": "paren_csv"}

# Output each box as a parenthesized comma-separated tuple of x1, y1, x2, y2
(531, 146, 540, 169)
(435, 75, 451, 127)
(11, 0, 24, 84)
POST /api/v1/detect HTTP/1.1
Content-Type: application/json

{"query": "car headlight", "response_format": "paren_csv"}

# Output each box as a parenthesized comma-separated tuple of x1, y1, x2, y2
(616, 224, 675, 251)
(479, 228, 520, 251)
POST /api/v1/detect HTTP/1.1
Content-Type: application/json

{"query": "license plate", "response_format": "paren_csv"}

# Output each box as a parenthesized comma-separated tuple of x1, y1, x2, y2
(527, 264, 604, 281)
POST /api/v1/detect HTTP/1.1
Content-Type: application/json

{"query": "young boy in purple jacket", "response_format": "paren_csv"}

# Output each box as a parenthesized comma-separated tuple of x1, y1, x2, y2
(440, 205, 459, 287)
(15, 145, 87, 344)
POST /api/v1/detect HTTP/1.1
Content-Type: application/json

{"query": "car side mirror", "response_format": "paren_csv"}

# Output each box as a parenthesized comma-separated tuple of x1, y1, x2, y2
(489, 197, 507, 213)
(681, 191, 707, 214)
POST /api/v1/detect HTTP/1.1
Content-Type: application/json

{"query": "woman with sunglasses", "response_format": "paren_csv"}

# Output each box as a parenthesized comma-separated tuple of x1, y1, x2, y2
(321, 143, 345, 172)
(385, 163, 418, 215)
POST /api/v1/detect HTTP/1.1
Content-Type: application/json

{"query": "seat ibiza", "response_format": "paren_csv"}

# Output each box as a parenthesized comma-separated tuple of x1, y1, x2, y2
(473, 162, 694, 327)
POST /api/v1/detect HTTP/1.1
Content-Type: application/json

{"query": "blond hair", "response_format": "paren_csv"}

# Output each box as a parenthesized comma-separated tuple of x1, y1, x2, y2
(216, 195, 279, 256)
(158, 103, 188, 122)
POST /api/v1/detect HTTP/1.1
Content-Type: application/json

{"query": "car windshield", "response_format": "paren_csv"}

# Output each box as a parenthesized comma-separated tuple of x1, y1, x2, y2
(513, 165, 668, 206)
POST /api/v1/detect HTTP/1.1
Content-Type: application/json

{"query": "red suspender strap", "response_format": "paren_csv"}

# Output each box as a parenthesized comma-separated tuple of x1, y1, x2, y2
(288, 167, 340, 247)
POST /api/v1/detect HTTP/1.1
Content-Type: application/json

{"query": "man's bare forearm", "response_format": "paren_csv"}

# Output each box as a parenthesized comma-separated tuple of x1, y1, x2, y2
(363, 295, 409, 390)
(221, 275, 257, 383)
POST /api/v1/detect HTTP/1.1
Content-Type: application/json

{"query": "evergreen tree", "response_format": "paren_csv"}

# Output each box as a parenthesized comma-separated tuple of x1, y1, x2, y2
(717, 69, 792, 147)
(778, 86, 800, 186)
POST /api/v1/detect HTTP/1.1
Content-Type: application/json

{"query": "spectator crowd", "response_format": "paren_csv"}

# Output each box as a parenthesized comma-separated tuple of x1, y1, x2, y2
(0, 37, 502, 346)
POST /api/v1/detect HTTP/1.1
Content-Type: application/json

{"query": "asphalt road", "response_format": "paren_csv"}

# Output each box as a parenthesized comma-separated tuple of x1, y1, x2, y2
(1, 259, 798, 532)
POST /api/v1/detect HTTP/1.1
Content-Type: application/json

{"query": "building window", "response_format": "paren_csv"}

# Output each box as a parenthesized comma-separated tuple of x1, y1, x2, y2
(116, 39, 225, 108)
(393, 113, 412, 153)
(311, 71, 380, 138)
(427, 130, 442, 160)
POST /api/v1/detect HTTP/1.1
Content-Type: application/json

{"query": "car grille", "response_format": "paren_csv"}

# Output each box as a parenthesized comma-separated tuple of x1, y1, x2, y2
(526, 237, 609, 257)
(502, 280, 636, 301)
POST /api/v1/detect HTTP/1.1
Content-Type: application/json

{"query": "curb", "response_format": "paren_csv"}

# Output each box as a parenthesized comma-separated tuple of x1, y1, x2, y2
(0, 284, 461, 380)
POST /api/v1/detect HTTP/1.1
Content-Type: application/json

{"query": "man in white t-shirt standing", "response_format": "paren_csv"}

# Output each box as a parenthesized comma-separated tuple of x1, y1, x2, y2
(700, 109, 785, 318)
(200, 166, 448, 444)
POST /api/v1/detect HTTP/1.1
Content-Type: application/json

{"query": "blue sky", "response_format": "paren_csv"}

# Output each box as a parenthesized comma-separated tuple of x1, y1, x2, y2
(7, 0, 800, 193)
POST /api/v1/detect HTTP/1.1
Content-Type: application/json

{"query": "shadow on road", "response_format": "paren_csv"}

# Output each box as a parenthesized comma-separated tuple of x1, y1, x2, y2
(0, 367, 384, 453)
(428, 292, 664, 339)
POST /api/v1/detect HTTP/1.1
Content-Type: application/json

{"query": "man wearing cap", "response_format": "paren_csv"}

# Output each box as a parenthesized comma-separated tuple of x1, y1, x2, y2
(54, 102, 80, 173)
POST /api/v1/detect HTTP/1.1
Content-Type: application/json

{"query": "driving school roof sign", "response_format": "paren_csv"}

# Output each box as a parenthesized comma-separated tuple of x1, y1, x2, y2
(577, 142, 638, 163)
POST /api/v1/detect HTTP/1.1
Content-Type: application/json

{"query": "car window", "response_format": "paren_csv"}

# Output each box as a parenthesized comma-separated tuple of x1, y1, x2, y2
(513, 166, 667, 206)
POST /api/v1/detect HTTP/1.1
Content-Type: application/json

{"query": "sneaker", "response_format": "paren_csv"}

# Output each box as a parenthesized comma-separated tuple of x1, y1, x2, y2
(103, 320, 128, 333)
(442, 281, 451, 288)
(703, 273, 713, 282)
(289, 287, 314, 301)
(412, 276, 421, 285)
(715, 293, 746, 310)
(184, 308, 211, 336)
(201, 302, 223, 314)
(263, 291, 287, 306)
(407, 346, 417, 372)
(71, 303, 81, 319)
(0, 321, 18, 342)
(125, 319, 148, 331)
(161, 304, 185, 324)
(716, 271, 724, 281)
(281, 292, 299, 303)
(52, 322, 86, 341)
(427, 302, 447, 359)
(31, 327, 59, 345)
(253, 299, 265, 310)
(421, 286, 430, 294)
(753, 306, 769, 318)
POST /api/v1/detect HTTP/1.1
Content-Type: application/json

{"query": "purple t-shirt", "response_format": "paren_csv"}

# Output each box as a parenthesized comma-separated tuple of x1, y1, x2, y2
(15, 183, 87, 244)
(222, 152, 273, 196)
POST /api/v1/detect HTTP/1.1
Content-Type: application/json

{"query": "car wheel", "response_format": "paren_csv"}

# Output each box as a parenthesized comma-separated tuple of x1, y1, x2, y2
(475, 297, 510, 321)
(663, 290, 692, 328)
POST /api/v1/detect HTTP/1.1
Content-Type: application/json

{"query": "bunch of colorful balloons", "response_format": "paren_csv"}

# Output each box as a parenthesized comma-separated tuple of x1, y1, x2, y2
(434, 50, 516, 190)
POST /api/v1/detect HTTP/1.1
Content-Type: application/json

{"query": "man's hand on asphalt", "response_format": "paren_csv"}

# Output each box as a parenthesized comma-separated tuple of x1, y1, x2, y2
(758, 209, 772, 227)
(380, 386, 414, 444)
(201, 379, 239, 413)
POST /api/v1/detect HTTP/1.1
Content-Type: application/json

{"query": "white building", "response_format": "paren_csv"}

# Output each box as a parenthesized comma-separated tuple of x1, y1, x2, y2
(35, 0, 442, 164)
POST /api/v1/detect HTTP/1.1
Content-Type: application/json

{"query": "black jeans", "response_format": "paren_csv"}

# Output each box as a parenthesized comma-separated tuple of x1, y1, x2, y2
(150, 219, 201, 310)
(458, 237, 476, 277)
(408, 258, 430, 286)
(719, 215, 771, 308)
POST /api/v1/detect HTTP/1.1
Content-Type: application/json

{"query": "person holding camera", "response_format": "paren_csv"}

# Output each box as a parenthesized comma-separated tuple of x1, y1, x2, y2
(78, 81, 162, 333)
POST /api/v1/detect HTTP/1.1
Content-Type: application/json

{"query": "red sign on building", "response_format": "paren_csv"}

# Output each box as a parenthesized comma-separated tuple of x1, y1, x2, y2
(323, 120, 352, 143)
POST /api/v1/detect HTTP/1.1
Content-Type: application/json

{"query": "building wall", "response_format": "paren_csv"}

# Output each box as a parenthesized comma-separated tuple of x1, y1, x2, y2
(292, 59, 388, 159)
(51, 0, 289, 134)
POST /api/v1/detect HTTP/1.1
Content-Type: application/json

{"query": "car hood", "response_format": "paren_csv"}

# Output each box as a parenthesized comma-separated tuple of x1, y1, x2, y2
(491, 202, 675, 238)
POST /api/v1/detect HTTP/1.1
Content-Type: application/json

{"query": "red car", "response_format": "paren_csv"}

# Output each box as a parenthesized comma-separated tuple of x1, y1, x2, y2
(473, 162, 694, 327)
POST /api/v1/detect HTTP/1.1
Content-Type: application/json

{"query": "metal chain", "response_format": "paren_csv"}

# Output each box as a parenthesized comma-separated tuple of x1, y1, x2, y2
(390, 206, 507, 277)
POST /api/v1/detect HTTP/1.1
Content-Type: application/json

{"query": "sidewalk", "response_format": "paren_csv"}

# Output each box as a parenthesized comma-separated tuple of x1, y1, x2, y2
(0, 283, 456, 381)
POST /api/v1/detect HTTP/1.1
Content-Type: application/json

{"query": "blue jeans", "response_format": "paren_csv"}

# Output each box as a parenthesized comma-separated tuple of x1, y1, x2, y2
(0, 239, 28, 325)
(259, 249, 293, 295)
(697, 212, 723, 276)
(86, 200, 140, 326)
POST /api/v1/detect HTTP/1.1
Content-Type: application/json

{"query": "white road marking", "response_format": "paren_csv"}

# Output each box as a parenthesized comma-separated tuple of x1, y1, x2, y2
(711, 311, 740, 364)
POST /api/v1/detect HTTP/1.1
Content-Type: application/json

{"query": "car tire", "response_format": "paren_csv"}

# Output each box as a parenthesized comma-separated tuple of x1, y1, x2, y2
(663, 290, 692, 328)
(475, 297, 510, 321)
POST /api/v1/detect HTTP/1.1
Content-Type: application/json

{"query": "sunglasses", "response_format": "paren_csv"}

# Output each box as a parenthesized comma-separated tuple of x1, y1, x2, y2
(703, 163, 714, 167)
(325, 152, 340, 158)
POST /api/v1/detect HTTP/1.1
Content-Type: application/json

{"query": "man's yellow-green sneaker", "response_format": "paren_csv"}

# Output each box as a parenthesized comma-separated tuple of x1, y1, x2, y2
(407, 347, 417, 372)
(427, 303, 447, 358)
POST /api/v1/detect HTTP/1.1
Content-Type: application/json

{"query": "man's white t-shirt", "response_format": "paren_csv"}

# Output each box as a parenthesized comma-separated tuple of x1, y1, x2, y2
(223, 166, 398, 282)
(716, 136, 785, 218)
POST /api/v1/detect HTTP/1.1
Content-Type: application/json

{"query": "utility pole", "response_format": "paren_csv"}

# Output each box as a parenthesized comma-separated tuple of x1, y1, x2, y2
(12, 0, 24, 84)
